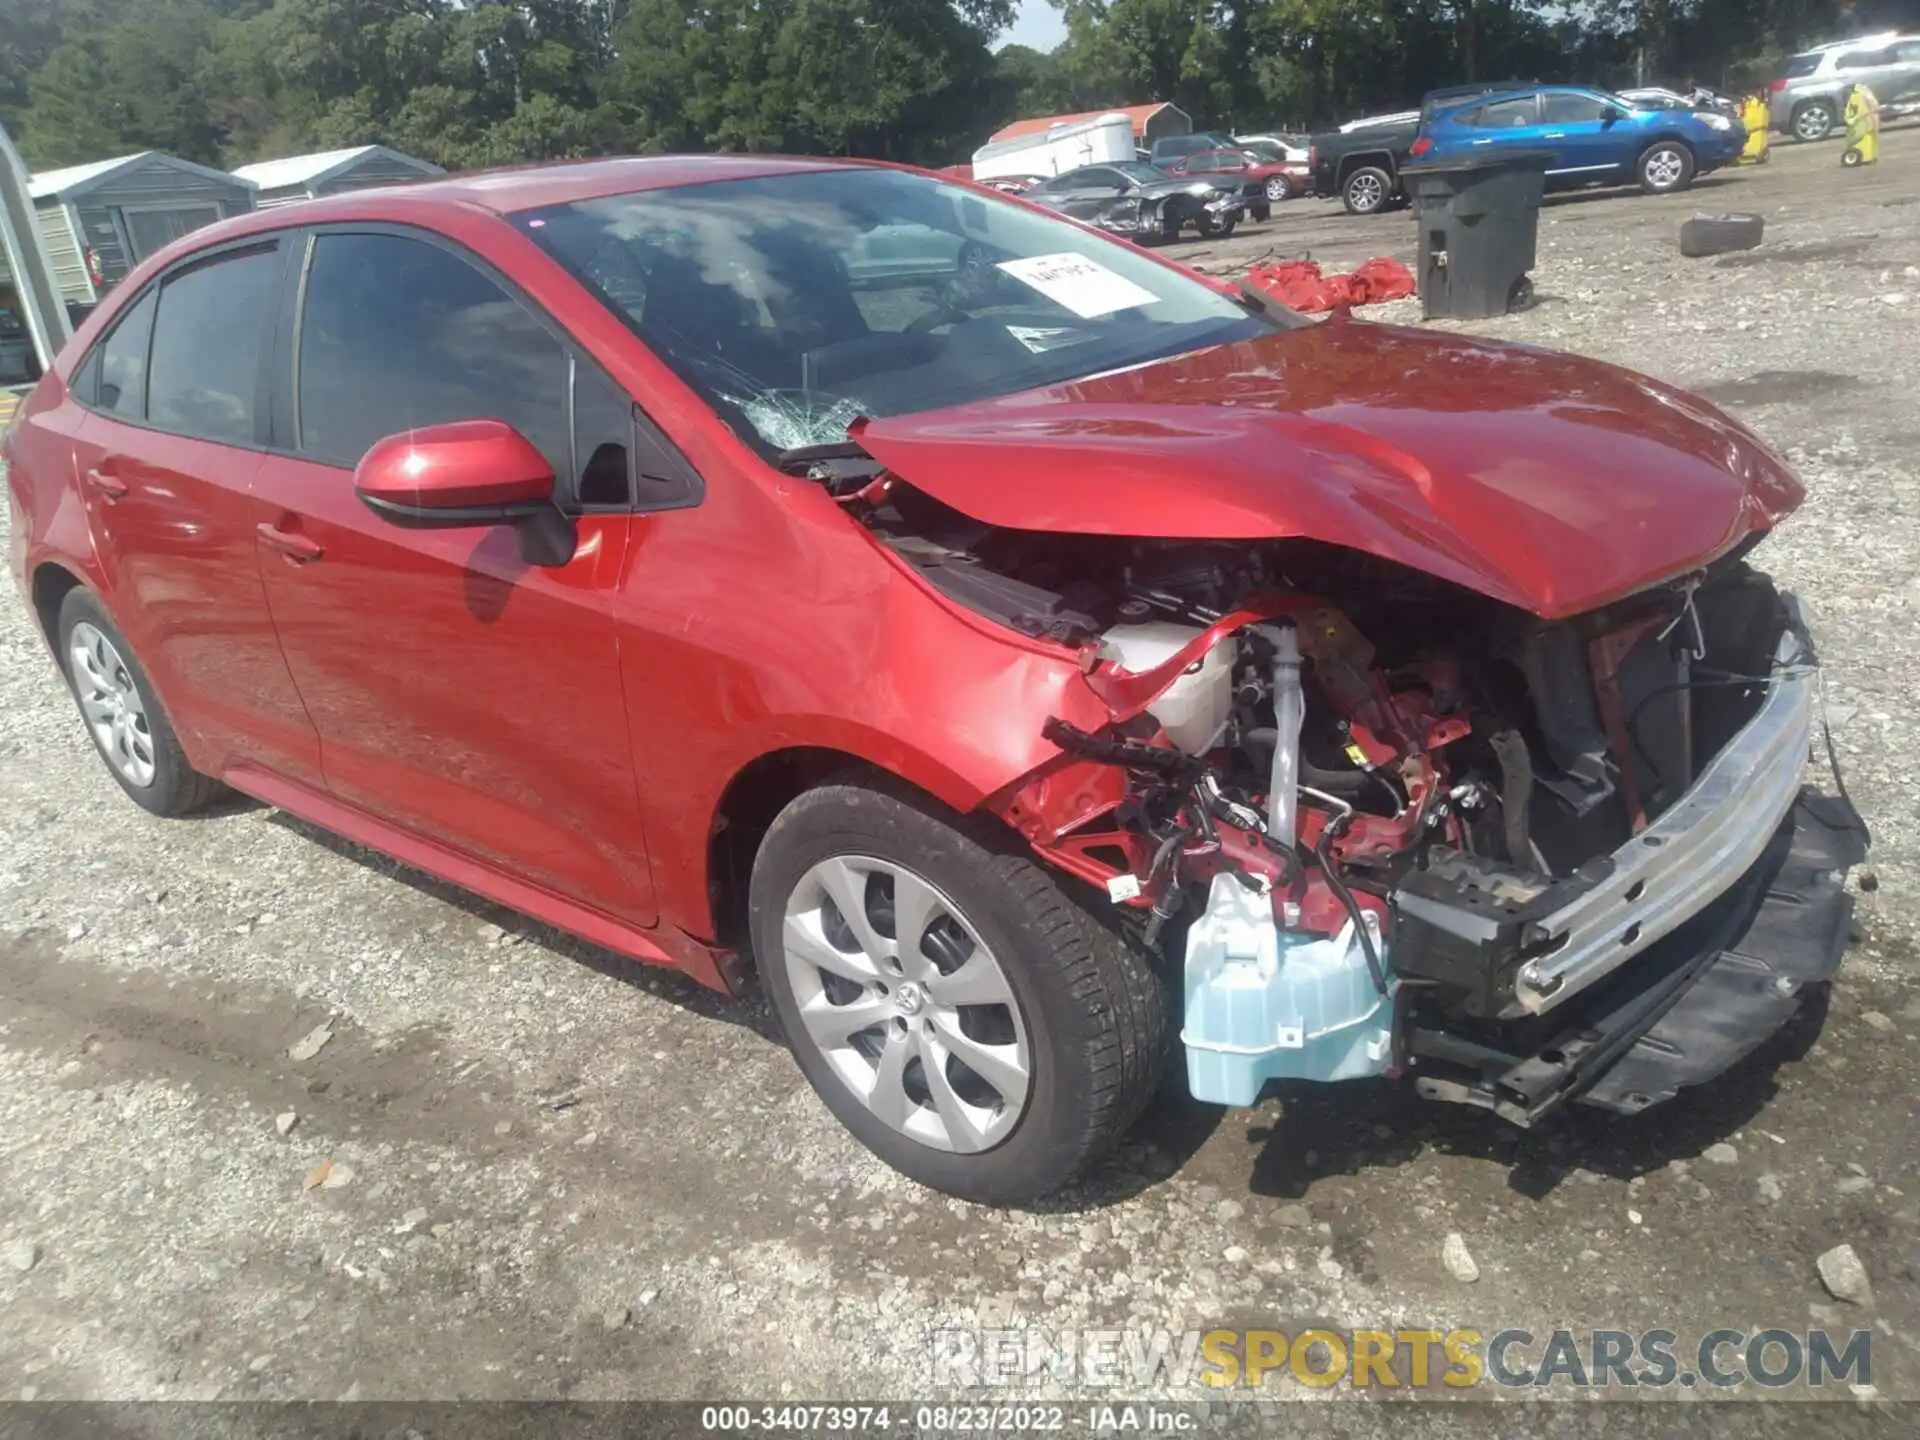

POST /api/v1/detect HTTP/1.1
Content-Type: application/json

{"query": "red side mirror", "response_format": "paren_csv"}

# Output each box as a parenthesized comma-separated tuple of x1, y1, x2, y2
(353, 419, 555, 519)
(354, 420, 575, 566)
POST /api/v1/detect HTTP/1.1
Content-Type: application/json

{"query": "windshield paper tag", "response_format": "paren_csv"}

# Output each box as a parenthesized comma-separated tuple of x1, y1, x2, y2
(996, 253, 1160, 318)
(1005, 325, 1088, 354)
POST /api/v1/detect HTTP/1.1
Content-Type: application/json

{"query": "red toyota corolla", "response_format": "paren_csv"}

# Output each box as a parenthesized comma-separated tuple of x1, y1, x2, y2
(4, 156, 1865, 1203)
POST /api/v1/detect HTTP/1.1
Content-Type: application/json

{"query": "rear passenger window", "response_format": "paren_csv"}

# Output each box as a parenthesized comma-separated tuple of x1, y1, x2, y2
(92, 288, 157, 418)
(146, 245, 280, 446)
(1468, 97, 1538, 128)
(297, 232, 571, 478)
(1542, 93, 1609, 124)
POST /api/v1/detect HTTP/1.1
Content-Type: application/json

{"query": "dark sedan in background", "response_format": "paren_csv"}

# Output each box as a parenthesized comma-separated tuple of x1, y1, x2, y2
(1024, 163, 1244, 242)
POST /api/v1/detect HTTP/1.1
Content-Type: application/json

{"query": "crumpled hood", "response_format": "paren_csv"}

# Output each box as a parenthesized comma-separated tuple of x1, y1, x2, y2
(854, 320, 1803, 619)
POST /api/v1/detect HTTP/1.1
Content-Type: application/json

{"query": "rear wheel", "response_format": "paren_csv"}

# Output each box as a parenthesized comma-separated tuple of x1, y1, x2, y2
(1792, 100, 1836, 142)
(1343, 166, 1393, 215)
(749, 782, 1166, 1203)
(1637, 141, 1696, 194)
(56, 589, 223, 816)
(1264, 176, 1292, 203)
(1198, 212, 1237, 239)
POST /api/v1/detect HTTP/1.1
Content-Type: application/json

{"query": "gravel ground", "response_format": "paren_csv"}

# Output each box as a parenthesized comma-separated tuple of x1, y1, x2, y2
(1, 134, 1917, 1410)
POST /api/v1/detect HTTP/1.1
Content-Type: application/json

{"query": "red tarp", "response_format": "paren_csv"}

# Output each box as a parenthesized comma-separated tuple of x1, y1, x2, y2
(1244, 257, 1416, 312)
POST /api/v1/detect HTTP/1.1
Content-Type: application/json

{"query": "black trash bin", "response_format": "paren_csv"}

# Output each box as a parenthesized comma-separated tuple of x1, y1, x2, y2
(1399, 149, 1551, 320)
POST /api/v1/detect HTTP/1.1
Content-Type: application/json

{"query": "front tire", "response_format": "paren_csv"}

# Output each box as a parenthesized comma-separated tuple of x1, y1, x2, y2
(1343, 166, 1393, 215)
(749, 782, 1167, 1204)
(1637, 141, 1696, 194)
(1198, 213, 1237, 238)
(1264, 176, 1292, 203)
(56, 589, 223, 816)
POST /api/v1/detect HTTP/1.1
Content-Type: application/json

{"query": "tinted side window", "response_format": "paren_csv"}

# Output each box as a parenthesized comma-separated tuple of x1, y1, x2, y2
(1895, 41, 1920, 62)
(147, 245, 281, 445)
(297, 231, 570, 476)
(1838, 47, 1893, 70)
(1542, 93, 1609, 123)
(1781, 54, 1821, 78)
(571, 362, 699, 510)
(93, 288, 157, 418)
(1469, 97, 1539, 128)
(571, 363, 634, 508)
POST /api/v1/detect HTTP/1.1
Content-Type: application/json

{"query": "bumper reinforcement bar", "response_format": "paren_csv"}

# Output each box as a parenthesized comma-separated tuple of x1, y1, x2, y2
(1407, 788, 1867, 1126)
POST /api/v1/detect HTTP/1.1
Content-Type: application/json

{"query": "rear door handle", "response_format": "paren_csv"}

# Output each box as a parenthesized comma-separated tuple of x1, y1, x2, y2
(256, 522, 323, 563)
(83, 467, 129, 501)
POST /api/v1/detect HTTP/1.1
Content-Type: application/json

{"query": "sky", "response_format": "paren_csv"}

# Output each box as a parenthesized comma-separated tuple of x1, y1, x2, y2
(1003, 0, 1068, 53)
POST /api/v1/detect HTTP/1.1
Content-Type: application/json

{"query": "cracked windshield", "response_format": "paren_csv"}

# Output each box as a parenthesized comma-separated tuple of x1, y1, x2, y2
(516, 166, 1264, 453)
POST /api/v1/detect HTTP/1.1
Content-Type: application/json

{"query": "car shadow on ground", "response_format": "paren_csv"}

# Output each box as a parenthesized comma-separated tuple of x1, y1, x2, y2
(1235, 987, 1830, 1202)
(263, 809, 774, 1040)
(1541, 172, 1742, 213)
(255, 806, 1839, 1215)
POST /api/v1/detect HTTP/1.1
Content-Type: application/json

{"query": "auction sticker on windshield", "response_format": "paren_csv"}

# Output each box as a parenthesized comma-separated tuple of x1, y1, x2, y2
(996, 253, 1160, 318)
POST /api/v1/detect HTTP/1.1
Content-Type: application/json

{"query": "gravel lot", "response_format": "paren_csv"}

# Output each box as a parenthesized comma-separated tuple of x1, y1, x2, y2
(2, 134, 1917, 1409)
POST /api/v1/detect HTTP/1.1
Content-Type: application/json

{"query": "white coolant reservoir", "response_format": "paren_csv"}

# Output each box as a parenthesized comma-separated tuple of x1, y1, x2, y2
(1098, 616, 1234, 754)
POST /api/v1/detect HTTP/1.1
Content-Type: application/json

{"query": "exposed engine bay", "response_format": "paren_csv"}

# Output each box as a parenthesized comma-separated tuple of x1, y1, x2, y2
(853, 477, 1868, 1122)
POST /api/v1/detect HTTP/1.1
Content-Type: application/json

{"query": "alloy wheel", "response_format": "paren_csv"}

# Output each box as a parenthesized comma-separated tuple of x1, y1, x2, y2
(1795, 104, 1833, 141)
(1645, 148, 1686, 189)
(1265, 177, 1289, 202)
(1348, 173, 1385, 211)
(68, 621, 156, 787)
(780, 855, 1031, 1153)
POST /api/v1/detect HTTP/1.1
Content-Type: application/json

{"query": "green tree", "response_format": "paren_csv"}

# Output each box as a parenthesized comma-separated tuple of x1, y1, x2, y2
(22, 0, 238, 166)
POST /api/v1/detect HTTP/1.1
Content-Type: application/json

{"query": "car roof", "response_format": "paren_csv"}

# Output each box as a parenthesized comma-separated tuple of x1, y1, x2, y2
(1433, 83, 1614, 115)
(112, 153, 896, 269)
(333, 153, 858, 214)
(1802, 31, 1904, 54)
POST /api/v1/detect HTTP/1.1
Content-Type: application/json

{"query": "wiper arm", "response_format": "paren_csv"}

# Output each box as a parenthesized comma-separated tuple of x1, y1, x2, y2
(1235, 278, 1316, 328)
(775, 438, 887, 490)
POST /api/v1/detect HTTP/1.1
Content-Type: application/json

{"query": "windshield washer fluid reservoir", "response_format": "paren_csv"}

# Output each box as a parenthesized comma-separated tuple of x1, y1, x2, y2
(1098, 619, 1233, 754)
(1182, 872, 1395, 1107)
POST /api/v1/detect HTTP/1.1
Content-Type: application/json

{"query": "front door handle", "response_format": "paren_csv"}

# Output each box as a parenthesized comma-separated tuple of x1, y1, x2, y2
(83, 467, 129, 502)
(256, 522, 323, 563)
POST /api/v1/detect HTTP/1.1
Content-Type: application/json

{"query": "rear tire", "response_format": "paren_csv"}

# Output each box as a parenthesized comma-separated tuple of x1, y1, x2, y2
(1792, 100, 1836, 142)
(1198, 213, 1237, 239)
(749, 781, 1167, 1204)
(1343, 166, 1393, 215)
(56, 589, 223, 817)
(1264, 176, 1291, 203)
(1637, 141, 1696, 194)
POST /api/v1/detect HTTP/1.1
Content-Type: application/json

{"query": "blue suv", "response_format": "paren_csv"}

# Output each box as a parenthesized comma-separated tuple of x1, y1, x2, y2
(1413, 85, 1746, 195)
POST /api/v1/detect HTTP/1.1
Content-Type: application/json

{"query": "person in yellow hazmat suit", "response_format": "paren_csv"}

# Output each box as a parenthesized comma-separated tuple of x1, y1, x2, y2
(1739, 94, 1770, 164)
(1843, 83, 1880, 167)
